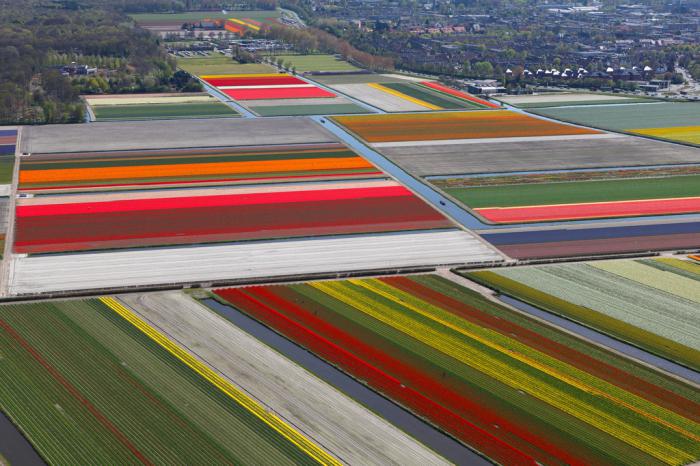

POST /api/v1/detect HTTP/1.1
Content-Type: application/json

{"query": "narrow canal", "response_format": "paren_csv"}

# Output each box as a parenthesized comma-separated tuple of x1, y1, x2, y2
(201, 298, 491, 466)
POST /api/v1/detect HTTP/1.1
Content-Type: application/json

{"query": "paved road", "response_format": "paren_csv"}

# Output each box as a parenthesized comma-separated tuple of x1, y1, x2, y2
(1, 127, 21, 297)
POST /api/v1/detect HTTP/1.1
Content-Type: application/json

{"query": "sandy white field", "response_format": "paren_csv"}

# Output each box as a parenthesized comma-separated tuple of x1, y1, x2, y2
(9, 230, 502, 295)
(119, 291, 450, 465)
(332, 83, 429, 112)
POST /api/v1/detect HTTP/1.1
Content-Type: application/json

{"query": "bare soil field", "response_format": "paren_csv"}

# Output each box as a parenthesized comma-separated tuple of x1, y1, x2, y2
(381, 135, 700, 176)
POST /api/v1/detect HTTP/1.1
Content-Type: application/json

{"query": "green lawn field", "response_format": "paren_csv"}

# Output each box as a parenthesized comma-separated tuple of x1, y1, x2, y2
(444, 174, 700, 208)
(272, 54, 359, 72)
(0, 299, 318, 465)
(531, 102, 700, 131)
(93, 102, 239, 120)
(178, 55, 276, 76)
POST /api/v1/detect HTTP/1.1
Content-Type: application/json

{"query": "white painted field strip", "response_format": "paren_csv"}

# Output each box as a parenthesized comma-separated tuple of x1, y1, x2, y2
(217, 84, 315, 90)
(371, 132, 623, 148)
(120, 291, 451, 466)
(9, 230, 502, 295)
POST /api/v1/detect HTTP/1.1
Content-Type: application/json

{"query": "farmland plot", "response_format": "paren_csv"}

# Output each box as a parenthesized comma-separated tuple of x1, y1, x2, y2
(14, 179, 454, 253)
(498, 92, 650, 108)
(443, 174, 700, 223)
(120, 291, 450, 465)
(0, 298, 334, 464)
(8, 230, 500, 295)
(468, 258, 700, 370)
(333, 110, 601, 144)
(19, 142, 381, 193)
(532, 102, 700, 145)
(214, 274, 700, 466)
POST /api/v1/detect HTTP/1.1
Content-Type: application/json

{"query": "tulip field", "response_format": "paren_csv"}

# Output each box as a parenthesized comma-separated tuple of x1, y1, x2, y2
(0, 297, 334, 465)
(213, 274, 700, 466)
(532, 102, 700, 146)
(203, 74, 336, 100)
(442, 172, 700, 223)
(333, 110, 601, 144)
(467, 258, 700, 370)
(18, 142, 381, 193)
(14, 179, 453, 253)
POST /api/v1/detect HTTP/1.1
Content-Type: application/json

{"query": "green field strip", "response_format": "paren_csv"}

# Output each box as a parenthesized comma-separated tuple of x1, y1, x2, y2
(421, 274, 700, 402)
(515, 98, 653, 109)
(271, 55, 359, 72)
(92, 102, 238, 120)
(531, 102, 700, 132)
(0, 300, 320, 465)
(0, 157, 14, 184)
(589, 261, 700, 305)
(287, 283, 644, 465)
(444, 174, 700, 208)
(249, 103, 369, 117)
(415, 83, 490, 108)
(380, 83, 478, 109)
(640, 258, 700, 280)
(466, 270, 700, 372)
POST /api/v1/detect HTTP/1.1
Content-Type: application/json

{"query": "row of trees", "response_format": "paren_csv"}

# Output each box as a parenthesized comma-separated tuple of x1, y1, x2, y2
(0, 0, 201, 124)
(261, 23, 394, 71)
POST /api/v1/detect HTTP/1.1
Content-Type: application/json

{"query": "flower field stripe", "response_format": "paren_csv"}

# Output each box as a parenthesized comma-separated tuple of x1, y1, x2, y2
(629, 125, 700, 145)
(0, 318, 155, 466)
(19, 170, 385, 192)
(15, 195, 451, 253)
(214, 287, 538, 466)
(419, 82, 501, 108)
(221, 87, 336, 100)
(352, 279, 700, 442)
(314, 281, 697, 464)
(264, 285, 602, 466)
(228, 17, 261, 31)
(98, 297, 339, 466)
(367, 83, 442, 110)
(201, 73, 283, 78)
(204, 76, 306, 86)
(218, 84, 316, 90)
(383, 276, 700, 422)
(19, 156, 373, 185)
(474, 197, 700, 223)
(332, 111, 601, 143)
(17, 185, 412, 217)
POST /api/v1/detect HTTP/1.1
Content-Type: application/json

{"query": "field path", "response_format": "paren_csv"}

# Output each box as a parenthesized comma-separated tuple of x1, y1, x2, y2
(118, 291, 450, 466)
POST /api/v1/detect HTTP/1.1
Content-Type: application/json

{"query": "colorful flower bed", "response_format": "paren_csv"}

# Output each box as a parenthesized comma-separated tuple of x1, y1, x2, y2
(333, 110, 600, 143)
(19, 143, 380, 192)
(202, 73, 336, 100)
(0, 128, 16, 184)
(467, 258, 700, 371)
(442, 174, 700, 223)
(14, 180, 452, 253)
(213, 274, 700, 466)
(481, 220, 700, 259)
